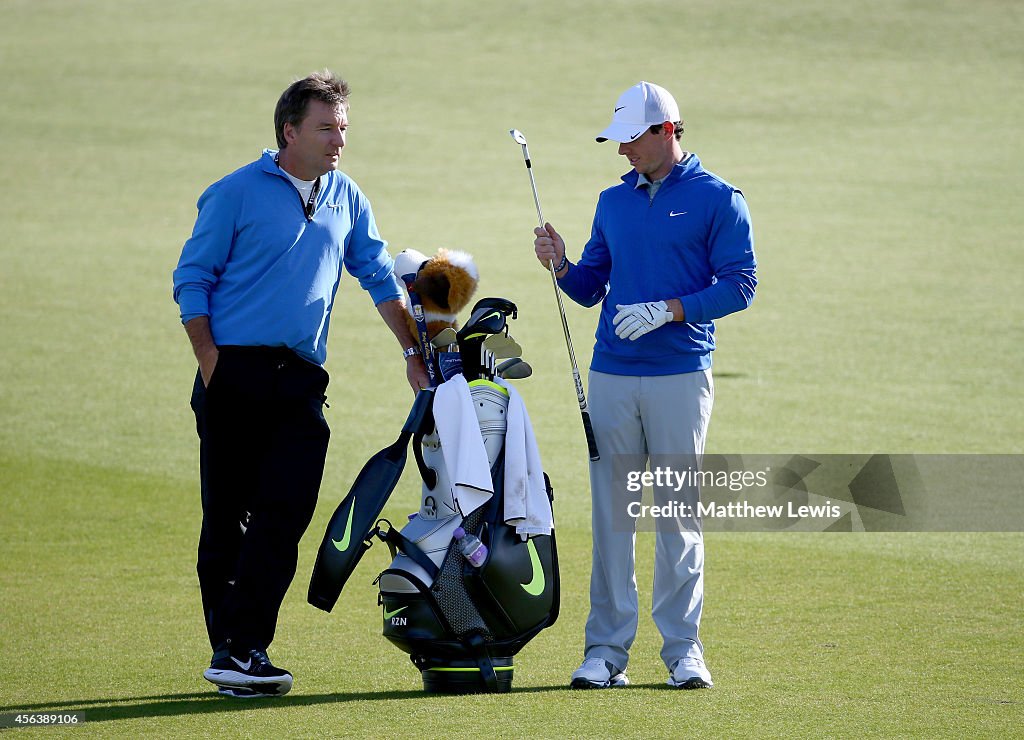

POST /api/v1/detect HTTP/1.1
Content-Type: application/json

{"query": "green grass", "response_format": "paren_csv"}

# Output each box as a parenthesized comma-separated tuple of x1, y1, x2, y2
(1, 0, 1022, 736)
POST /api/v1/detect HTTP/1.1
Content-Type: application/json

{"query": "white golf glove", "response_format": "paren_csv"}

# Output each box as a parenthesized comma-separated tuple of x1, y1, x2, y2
(613, 301, 673, 341)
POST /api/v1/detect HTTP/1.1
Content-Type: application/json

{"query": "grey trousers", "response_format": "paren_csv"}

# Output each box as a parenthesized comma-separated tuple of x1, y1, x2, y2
(583, 369, 714, 673)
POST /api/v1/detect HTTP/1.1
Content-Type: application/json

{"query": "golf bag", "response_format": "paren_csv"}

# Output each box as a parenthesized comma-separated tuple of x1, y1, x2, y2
(308, 298, 559, 693)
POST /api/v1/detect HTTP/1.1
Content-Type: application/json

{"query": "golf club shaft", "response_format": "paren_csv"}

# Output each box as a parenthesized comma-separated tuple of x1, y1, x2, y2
(407, 288, 438, 387)
(514, 134, 599, 461)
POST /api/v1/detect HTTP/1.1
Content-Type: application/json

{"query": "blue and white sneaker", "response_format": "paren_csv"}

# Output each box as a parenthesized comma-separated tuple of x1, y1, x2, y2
(204, 649, 293, 696)
(667, 657, 713, 689)
(570, 657, 629, 689)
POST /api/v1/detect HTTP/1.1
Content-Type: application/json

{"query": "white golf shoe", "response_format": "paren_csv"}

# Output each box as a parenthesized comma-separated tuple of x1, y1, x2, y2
(569, 657, 630, 689)
(667, 657, 714, 689)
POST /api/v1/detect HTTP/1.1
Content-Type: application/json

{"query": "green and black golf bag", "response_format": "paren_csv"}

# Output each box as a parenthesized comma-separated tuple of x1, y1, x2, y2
(308, 298, 559, 693)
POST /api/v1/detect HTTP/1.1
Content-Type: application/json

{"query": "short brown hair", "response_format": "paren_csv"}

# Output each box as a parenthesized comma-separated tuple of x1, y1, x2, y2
(274, 71, 350, 149)
(649, 121, 685, 141)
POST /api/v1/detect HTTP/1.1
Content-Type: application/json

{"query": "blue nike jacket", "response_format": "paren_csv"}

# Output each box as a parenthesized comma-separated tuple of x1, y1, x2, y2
(557, 154, 757, 376)
(172, 149, 402, 366)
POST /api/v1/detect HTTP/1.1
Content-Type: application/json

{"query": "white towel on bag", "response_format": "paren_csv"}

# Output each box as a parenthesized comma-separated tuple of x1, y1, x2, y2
(432, 375, 553, 537)
(496, 378, 553, 537)
(432, 375, 494, 517)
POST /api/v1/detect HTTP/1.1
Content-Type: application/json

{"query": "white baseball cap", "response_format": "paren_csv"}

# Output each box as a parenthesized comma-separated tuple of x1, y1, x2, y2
(596, 81, 680, 143)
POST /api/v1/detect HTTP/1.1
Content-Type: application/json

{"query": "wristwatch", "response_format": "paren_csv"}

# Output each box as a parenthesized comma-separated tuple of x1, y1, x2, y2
(402, 346, 421, 359)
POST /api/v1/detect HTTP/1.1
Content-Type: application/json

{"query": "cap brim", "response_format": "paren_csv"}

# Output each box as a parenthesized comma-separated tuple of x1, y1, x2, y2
(595, 121, 648, 143)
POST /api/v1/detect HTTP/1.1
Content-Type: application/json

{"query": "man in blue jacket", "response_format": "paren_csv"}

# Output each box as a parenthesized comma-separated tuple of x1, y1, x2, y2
(173, 71, 428, 697)
(534, 81, 756, 690)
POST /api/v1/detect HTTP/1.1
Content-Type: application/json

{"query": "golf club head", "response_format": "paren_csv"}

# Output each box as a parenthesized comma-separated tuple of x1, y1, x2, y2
(430, 327, 458, 348)
(509, 129, 528, 146)
(497, 358, 533, 380)
(483, 332, 509, 348)
(472, 297, 518, 320)
(457, 305, 508, 343)
(494, 341, 523, 360)
(484, 334, 523, 359)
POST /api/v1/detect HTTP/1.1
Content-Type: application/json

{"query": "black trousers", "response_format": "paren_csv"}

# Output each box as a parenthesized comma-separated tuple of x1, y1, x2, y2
(190, 346, 330, 655)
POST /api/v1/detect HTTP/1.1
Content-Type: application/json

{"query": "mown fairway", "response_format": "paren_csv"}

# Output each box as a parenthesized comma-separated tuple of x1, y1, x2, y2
(1, 0, 1021, 736)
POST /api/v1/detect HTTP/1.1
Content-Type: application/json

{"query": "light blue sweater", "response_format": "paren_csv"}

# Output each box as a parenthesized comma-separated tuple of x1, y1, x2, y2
(173, 150, 402, 366)
(558, 155, 757, 376)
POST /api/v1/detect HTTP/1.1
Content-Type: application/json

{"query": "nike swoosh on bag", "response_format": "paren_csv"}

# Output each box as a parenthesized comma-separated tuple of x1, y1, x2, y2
(331, 497, 356, 551)
(520, 539, 546, 596)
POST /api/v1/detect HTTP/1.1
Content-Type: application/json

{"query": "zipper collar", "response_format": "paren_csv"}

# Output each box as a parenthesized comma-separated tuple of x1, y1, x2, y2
(261, 149, 322, 221)
(620, 153, 701, 192)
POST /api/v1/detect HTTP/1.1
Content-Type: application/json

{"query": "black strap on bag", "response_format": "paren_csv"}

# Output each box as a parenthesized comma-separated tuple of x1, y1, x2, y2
(374, 522, 440, 581)
(412, 432, 438, 490)
(465, 632, 499, 692)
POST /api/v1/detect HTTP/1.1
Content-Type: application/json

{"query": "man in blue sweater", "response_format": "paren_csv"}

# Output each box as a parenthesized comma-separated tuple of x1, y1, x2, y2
(173, 71, 428, 697)
(534, 81, 756, 690)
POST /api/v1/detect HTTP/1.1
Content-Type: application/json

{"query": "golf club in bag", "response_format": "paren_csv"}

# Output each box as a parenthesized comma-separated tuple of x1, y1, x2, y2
(308, 297, 559, 693)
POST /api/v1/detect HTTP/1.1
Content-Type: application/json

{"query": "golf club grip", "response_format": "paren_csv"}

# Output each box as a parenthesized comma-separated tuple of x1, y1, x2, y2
(581, 410, 600, 461)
